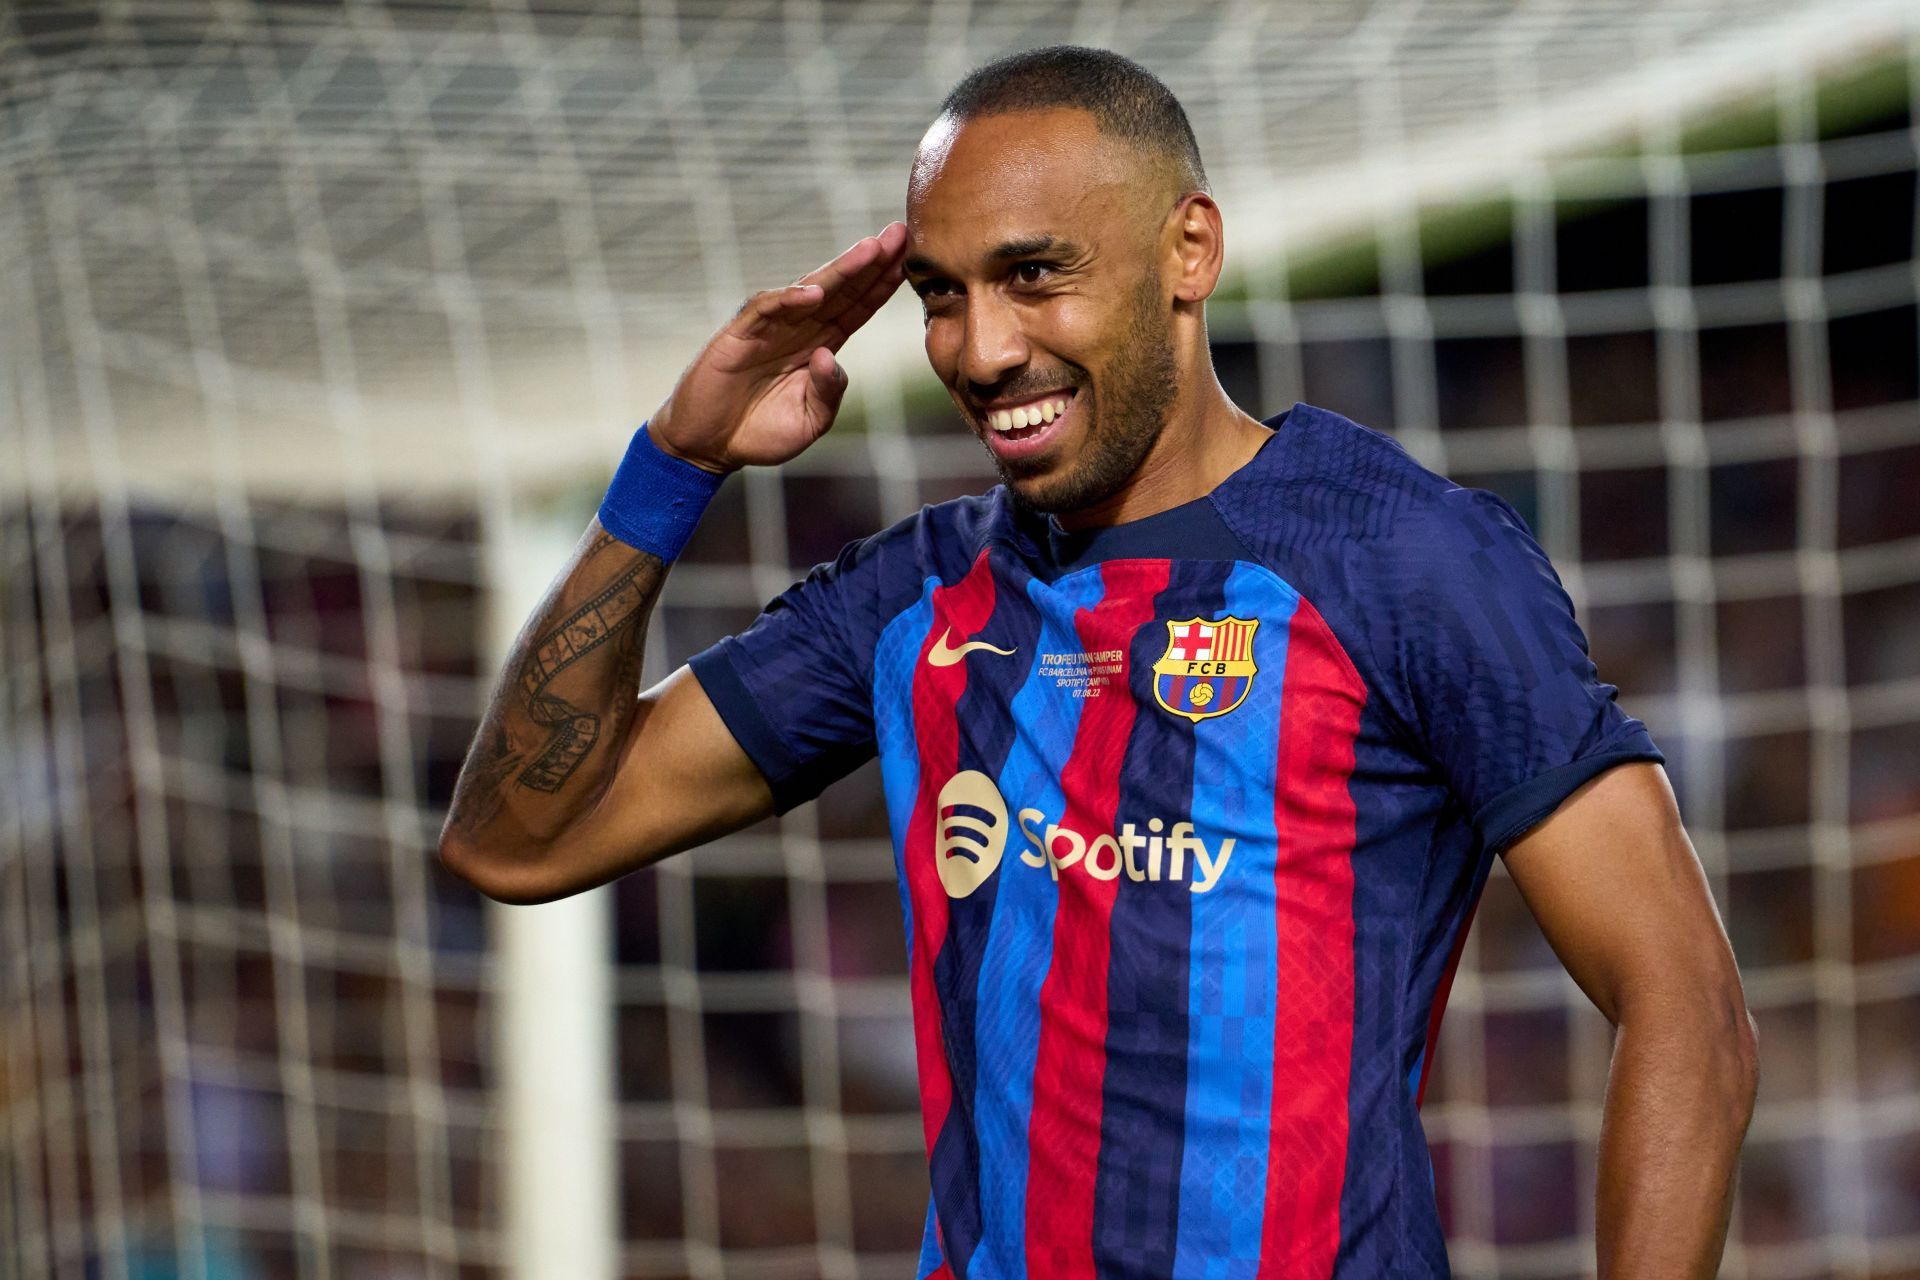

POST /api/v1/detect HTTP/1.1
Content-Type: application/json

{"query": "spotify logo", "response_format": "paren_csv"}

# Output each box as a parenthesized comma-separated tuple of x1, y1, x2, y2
(930, 772, 1237, 897)
(934, 771, 1008, 899)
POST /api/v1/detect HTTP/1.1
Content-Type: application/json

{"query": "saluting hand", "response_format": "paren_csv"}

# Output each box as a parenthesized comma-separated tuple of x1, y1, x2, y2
(648, 221, 910, 474)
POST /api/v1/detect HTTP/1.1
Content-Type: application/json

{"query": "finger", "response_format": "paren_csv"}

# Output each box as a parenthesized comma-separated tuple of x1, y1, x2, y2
(732, 224, 907, 354)
(811, 222, 909, 331)
(795, 221, 907, 307)
(819, 256, 907, 353)
(795, 233, 883, 297)
(730, 282, 826, 341)
(801, 345, 849, 435)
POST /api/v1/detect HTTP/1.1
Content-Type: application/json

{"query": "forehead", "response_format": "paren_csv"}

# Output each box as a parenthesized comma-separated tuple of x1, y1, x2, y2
(906, 108, 1147, 268)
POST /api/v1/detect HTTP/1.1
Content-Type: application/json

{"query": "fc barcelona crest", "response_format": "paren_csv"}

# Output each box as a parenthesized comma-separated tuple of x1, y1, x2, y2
(1151, 616, 1260, 723)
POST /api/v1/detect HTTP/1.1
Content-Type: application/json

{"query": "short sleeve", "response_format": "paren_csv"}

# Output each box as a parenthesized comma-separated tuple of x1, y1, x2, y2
(686, 539, 880, 814)
(1393, 488, 1664, 852)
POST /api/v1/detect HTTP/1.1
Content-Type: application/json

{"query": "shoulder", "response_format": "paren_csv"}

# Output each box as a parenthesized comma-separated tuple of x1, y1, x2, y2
(828, 484, 1022, 576)
(786, 483, 1028, 632)
(1212, 406, 1583, 734)
(1216, 402, 1540, 574)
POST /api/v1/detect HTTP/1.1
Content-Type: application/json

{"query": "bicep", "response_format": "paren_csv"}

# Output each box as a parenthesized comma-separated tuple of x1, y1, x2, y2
(540, 663, 776, 898)
(1501, 762, 1745, 1028)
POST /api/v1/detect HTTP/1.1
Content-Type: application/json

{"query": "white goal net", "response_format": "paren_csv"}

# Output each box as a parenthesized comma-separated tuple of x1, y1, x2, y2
(5, 2, 1920, 1278)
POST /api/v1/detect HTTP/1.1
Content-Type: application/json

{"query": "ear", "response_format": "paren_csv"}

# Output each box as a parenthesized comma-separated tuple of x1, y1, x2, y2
(1164, 192, 1225, 305)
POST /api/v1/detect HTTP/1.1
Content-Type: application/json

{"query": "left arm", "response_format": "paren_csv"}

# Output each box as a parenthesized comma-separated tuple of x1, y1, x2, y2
(1502, 761, 1759, 1278)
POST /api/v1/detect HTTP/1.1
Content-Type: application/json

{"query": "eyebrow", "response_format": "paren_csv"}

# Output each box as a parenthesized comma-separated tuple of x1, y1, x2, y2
(904, 233, 1079, 278)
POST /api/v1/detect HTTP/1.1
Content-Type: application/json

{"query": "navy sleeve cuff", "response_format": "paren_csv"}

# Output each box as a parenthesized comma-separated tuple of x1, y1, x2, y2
(686, 639, 871, 816)
(1473, 725, 1666, 854)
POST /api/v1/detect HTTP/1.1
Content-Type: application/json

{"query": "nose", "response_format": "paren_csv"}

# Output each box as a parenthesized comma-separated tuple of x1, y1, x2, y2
(957, 293, 1029, 391)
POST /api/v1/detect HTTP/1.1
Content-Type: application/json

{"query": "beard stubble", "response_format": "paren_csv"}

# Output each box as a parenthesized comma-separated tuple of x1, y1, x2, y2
(992, 271, 1180, 519)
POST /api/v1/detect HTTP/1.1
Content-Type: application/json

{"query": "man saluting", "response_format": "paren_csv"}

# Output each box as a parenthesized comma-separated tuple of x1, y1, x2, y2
(443, 45, 1758, 1279)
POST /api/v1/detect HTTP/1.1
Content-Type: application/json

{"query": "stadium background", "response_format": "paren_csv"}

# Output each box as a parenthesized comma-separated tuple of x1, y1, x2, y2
(4, 1, 1919, 1277)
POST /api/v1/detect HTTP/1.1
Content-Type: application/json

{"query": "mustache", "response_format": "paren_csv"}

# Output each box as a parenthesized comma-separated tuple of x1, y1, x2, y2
(962, 369, 1085, 408)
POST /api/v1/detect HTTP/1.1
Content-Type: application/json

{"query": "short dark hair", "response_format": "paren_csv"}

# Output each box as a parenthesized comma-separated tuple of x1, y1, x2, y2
(937, 45, 1209, 193)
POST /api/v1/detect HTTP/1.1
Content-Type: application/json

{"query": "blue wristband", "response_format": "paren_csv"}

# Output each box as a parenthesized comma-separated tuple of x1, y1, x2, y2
(597, 423, 728, 561)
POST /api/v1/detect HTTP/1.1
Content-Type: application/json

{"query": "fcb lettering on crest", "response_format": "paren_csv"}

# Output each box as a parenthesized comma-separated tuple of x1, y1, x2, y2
(1151, 616, 1260, 723)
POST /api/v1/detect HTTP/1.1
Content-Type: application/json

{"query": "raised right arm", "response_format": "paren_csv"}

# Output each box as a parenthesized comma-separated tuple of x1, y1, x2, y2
(437, 222, 908, 904)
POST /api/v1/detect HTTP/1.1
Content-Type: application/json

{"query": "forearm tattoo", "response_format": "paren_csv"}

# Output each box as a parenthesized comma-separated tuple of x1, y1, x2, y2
(450, 532, 665, 834)
(516, 558, 653, 791)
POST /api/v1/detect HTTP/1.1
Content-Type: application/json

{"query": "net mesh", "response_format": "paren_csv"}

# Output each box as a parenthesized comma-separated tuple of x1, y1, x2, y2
(5, 2, 1920, 1278)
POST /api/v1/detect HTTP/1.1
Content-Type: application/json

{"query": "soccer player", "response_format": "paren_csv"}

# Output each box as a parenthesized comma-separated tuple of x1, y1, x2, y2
(441, 46, 1758, 1278)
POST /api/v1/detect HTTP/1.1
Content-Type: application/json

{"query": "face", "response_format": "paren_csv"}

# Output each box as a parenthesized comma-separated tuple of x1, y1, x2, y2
(905, 108, 1182, 516)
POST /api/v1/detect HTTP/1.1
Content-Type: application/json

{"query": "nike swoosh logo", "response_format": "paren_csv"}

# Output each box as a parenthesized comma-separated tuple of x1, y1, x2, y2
(927, 627, 1018, 667)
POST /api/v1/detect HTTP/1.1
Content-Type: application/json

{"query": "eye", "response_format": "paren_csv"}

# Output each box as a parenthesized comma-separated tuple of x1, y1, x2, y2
(1011, 261, 1055, 286)
(913, 278, 958, 302)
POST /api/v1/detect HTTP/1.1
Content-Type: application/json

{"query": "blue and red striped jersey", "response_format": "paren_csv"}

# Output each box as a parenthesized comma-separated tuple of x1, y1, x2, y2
(687, 403, 1662, 1277)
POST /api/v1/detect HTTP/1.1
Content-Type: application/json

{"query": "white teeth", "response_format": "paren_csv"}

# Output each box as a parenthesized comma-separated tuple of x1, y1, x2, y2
(987, 395, 1072, 434)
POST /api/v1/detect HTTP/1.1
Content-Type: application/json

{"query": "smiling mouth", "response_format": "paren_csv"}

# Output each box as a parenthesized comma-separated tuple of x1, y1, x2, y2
(981, 389, 1076, 442)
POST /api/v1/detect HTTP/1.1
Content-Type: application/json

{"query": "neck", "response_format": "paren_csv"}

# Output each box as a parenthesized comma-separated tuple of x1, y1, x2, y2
(1049, 363, 1271, 532)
